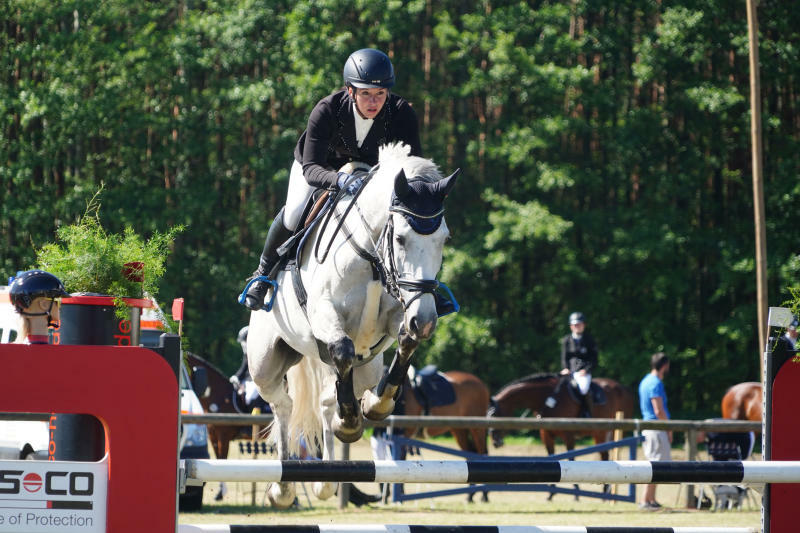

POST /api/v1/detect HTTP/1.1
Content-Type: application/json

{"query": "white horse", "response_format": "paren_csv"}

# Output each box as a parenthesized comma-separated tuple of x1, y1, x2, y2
(247, 142, 459, 507)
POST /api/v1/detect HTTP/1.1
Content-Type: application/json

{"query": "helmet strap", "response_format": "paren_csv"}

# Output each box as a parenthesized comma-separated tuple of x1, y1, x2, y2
(19, 299, 59, 328)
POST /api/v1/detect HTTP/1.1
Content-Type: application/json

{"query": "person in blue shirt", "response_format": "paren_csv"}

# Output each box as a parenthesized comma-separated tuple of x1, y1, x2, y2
(638, 351, 671, 510)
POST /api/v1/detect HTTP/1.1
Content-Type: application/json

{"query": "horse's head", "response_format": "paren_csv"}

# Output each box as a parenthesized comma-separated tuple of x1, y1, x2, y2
(388, 167, 459, 341)
(487, 396, 507, 448)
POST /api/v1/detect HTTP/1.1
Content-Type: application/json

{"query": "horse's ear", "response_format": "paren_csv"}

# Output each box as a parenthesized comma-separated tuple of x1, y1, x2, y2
(393, 168, 410, 199)
(433, 168, 460, 200)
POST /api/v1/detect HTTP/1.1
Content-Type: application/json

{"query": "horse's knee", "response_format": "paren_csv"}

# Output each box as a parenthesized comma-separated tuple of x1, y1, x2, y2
(328, 337, 355, 375)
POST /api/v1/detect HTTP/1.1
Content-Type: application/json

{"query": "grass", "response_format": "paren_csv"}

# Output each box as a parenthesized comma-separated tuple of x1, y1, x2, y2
(179, 435, 761, 529)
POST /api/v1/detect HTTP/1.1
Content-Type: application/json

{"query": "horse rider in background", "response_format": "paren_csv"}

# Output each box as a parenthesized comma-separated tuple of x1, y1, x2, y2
(241, 48, 422, 311)
(546, 311, 598, 417)
(229, 326, 269, 412)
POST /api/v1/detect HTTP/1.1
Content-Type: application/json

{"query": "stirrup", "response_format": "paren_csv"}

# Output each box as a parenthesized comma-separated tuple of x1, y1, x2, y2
(238, 276, 278, 312)
(434, 282, 460, 317)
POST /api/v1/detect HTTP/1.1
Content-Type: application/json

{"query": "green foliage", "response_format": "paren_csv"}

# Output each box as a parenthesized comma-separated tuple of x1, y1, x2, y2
(2, 0, 800, 417)
(36, 187, 184, 300)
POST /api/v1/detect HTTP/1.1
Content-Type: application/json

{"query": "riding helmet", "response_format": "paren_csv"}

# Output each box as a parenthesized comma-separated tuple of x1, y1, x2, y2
(568, 311, 585, 325)
(343, 48, 395, 89)
(9, 270, 69, 312)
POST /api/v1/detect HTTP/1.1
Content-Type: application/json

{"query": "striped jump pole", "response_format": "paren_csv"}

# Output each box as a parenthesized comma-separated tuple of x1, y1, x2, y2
(183, 458, 800, 485)
(178, 525, 755, 533)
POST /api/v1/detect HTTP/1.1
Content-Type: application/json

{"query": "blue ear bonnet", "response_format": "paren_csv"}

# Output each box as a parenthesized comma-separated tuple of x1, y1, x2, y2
(391, 179, 444, 235)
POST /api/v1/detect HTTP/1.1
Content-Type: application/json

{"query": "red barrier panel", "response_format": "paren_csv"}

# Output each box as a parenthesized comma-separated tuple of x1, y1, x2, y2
(0, 345, 179, 533)
(769, 355, 800, 533)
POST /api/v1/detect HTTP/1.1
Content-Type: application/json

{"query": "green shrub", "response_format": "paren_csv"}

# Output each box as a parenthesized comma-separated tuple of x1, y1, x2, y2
(35, 186, 183, 300)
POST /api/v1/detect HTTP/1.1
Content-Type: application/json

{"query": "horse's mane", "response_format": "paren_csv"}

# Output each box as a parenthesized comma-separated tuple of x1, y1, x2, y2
(185, 351, 227, 379)
(499, 372, 558, 390)
(379, 142, 441, 183)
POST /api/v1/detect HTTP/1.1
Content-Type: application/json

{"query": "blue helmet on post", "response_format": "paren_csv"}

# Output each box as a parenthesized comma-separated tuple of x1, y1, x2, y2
(9, 270, 69, 313)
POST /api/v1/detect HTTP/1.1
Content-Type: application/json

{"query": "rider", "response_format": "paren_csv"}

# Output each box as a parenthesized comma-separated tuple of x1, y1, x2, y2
(546, 311, 598, 417)
(229, 325, 269, 412)
(9, 269, 69, 344)
(241, 48, 422, 311)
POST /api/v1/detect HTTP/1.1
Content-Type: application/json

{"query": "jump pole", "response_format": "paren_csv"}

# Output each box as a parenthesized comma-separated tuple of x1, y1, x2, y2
(183, 458, 800, 485)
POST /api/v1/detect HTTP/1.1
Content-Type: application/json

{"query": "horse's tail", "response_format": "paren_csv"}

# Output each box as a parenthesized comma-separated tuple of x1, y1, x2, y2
(285, 356, 324, 457)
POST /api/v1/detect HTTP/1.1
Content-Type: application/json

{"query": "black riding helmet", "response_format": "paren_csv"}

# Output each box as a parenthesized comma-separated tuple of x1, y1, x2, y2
(9, 269, 69, 313)
(343, 48, 395, 89)
(569, 311, 585, 325)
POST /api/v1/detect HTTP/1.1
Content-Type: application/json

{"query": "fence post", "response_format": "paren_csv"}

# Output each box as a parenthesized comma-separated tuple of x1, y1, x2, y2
(338, 441, 350, 509)
(610, 410, 624, 501)
(251, 407, 260, 506)
(685, 428, 698, 508)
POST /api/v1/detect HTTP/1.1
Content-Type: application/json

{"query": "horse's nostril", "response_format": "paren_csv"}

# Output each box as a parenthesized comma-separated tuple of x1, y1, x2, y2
(408, 317, 419, 334)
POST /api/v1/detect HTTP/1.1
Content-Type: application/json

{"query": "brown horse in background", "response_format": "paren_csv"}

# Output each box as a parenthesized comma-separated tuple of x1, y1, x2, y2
(403, 370, 491, 455)
(400, 368, 491, 502)
(721, 382, 762, 426)
(488, 373, 635, 499)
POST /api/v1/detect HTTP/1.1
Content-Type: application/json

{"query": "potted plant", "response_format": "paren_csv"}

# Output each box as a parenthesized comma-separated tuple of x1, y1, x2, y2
(35, 186, 183, 346)
(30, 186, 183, 461)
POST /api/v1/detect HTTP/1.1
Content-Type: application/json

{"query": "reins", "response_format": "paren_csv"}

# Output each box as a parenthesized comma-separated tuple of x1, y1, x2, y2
(318, 174, 445, 312)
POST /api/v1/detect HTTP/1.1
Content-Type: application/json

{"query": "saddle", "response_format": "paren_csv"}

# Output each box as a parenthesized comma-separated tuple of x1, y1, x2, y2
(565, 378, 607, 406)
(407, 365, 456, 414)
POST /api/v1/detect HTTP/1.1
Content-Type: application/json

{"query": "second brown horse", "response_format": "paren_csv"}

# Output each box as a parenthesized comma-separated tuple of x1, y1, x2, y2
(721, 381, 762, 424)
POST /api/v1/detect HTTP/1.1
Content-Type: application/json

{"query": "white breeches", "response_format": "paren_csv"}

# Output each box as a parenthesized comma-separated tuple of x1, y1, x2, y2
(244, 379, 261, 405)
(370, 435, 393, 461)
(284, 160, 315, 231)
(573, 371, 592, 395)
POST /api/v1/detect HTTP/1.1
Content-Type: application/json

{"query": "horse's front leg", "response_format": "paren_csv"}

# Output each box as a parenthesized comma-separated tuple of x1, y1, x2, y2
(362, 326, 419, 420)
(327, 336, 364, 443)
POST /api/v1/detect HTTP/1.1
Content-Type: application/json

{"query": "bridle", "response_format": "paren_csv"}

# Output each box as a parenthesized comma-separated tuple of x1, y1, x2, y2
(317, 167, 446, 312)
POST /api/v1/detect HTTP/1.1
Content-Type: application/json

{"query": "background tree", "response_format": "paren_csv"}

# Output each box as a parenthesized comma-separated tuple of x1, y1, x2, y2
(2, 0, 798, 419)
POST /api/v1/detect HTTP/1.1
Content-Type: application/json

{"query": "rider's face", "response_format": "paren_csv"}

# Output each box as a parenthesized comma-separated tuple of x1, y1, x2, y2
(570, 321, 585, 335)
(351, 87, 388, 119)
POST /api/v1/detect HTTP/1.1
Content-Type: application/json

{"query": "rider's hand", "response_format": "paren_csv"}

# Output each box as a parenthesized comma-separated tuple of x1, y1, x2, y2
(229, 375, 240, 386)
(337, 172, 363, 195)
(559, 368, 570, 375)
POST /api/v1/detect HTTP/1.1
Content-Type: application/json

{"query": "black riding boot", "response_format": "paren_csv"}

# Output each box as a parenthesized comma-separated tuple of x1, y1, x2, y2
(579, 393, 593, 418)
(243, 209, 294, 311)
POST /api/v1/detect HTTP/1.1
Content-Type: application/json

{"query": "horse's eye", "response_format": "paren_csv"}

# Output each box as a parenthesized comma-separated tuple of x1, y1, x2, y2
(395, 235, 406, 247)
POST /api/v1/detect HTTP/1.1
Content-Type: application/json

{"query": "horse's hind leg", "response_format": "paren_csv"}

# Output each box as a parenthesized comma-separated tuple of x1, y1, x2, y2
(362, 327, 419, 419)
(250, 337, 302, 509)
(313, 385, 340, 500)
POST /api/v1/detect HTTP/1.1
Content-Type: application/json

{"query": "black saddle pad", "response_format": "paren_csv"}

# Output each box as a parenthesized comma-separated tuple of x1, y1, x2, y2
(706, 430, 754, 461)
(232, 387, 272, 415)
(566, 379, 607, 405)
(411, 367, 456, 409)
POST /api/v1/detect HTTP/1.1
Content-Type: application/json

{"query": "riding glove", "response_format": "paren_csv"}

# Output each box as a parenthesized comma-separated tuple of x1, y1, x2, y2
(337, 172, 363, 196)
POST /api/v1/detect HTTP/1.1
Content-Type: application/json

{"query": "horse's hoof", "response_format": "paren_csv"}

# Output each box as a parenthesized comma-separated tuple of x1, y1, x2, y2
(334, 422, 364, 443)
(361, 390, 394, 420)
(313, 481, 337, 500)
(267, 483, 296, 509)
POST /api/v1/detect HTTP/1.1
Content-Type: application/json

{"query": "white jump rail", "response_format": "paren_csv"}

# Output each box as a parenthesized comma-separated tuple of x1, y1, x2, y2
(182, 458, 800, 485)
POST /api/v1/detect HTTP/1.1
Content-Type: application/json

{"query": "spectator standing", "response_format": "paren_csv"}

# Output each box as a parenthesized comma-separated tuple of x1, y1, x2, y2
(638, 351, 671, 510)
